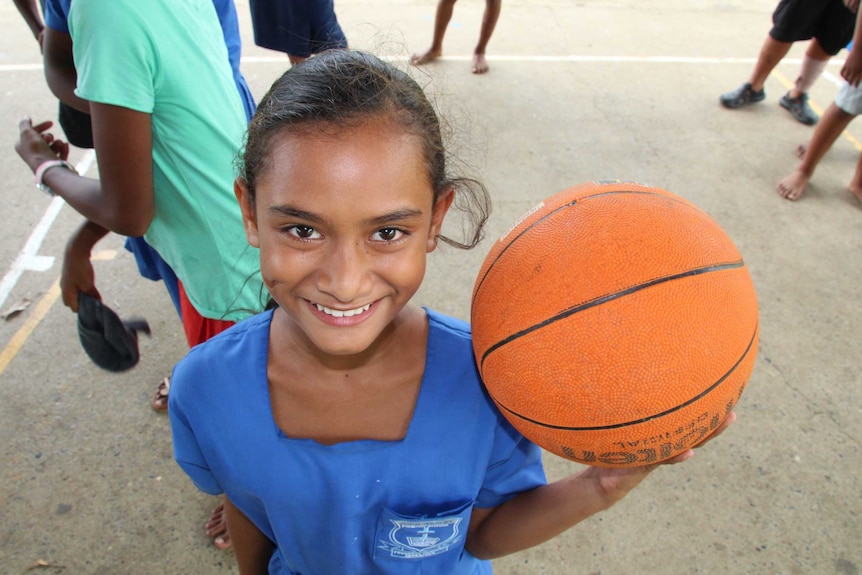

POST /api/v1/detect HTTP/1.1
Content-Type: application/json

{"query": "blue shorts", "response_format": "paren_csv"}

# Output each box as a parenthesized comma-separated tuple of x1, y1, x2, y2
(124, 237, 182, 319)
(248, 0, 347, 57)
(770, 0, 856, 55)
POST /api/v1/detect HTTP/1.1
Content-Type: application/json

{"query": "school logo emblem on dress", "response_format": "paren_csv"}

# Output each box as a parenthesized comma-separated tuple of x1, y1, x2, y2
(378, 517, 463, 559)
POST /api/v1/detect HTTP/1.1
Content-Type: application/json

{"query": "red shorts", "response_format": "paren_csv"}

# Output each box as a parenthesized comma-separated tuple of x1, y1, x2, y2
(178, 281, 235, 347)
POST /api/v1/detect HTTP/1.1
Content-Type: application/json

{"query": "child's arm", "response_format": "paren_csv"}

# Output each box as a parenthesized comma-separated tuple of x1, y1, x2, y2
(12, 0, 44, 43)
(15, 103, 155, 237)
(60, 220, 107, 311)
(224, 497, 275, 575)
(43, 27, 90, 113)
(466, 413, 735, 559)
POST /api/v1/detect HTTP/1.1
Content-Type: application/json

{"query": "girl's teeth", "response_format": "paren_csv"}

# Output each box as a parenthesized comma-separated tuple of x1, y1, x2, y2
(314, 303, 371, 318)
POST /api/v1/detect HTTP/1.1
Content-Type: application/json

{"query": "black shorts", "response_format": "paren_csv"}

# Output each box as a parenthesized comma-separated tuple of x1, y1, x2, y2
(770, 0, 856, 55)
(248, 0, 347, 57)
(58, 102, 93, 149)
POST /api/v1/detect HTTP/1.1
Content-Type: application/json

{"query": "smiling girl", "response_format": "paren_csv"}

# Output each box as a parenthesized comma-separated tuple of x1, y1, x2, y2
(168, 50, 732, 574)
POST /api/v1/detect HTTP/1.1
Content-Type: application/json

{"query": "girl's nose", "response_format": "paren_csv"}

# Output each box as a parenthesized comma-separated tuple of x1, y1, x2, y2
(316, 240, 373, 303)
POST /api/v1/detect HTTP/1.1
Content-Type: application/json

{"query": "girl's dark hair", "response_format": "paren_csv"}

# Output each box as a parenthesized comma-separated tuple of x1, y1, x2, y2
(237, 49, 490, 249)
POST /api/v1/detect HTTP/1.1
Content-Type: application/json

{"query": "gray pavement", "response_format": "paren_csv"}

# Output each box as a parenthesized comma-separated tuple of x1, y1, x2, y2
(1, 1, 861, 573)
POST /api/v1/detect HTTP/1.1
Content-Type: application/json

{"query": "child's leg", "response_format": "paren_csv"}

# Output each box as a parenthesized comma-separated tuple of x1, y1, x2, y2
(790, 39, 830, 98)
(719, 34, 790, 108)
(411, 0, 457, 65)
(777, 102, 855, 200)
(849, 152, 862, 205)
(778, 39, 830, 125)
(748, 34, 794, 91)
(472, 0, 502, 74)
(839, 81, 862, 205)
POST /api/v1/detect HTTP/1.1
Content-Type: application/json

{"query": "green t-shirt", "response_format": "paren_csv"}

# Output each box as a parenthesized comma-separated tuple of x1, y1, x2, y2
(69, 0, 265, 320)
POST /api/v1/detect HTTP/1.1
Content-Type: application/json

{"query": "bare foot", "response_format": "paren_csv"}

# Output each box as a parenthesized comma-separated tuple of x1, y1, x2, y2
(849, 184, 862, 206)
(410, 48, 441, 67)
(796, 144, 807, 159)
(205, 502, 231, 549)
(472, 53, 489, 74)
(777, 169, 811, 201)
(151, 377, 169, 412)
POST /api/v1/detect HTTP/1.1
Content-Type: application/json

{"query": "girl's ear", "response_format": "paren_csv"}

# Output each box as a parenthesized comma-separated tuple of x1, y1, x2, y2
(234, 177, 260, 248)
(427, 186, 455, 252)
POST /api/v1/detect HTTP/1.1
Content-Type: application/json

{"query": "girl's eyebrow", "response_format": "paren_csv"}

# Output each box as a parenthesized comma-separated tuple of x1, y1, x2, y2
(366, 208, 424, 226)
(267, 205, 424, 226)
(268, 205, 327, 225)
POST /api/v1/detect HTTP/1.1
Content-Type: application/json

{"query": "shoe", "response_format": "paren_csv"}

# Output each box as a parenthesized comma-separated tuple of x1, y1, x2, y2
(719, 82, 766, 109)
(780, 92, 819, 125)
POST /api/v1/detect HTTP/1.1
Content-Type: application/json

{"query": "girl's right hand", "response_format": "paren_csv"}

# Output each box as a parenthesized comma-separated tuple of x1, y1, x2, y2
(583, 411, 737, 505)
(15, 117, 70, 173)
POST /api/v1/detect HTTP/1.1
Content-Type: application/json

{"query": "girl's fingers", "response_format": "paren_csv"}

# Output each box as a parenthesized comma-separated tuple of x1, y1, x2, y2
(52, 141, 70, 161)
(19, 117, 54, 134)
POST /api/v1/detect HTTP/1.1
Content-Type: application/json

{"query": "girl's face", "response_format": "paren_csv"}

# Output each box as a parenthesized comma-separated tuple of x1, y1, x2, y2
(236, 117, 453, 359)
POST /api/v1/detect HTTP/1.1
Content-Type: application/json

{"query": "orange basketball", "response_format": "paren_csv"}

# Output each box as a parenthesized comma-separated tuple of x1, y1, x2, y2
(471, 181, 758, 467)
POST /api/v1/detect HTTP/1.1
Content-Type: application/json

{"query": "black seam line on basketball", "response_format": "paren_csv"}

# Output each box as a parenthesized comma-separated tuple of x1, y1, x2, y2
(471, 199, 578, 309)
(492, 320, 758, 431)
(479, 259, 745, 370)
(471, 190, 705, 309)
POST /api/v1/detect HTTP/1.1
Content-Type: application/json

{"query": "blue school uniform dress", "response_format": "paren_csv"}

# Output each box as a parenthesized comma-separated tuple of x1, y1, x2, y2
(169, 309, 546, 574)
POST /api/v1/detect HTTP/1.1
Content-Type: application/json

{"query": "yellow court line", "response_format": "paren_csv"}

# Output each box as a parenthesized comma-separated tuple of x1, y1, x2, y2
(92, 250, 117, 261)
(0, 250, 117, 378)
(842, 129, 862, 152)
(773, 70, 862, 152)
(0, 278, 61, 377)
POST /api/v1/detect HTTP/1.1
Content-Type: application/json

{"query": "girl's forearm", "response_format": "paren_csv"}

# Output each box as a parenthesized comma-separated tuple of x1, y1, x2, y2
(44, 170, 148, 237)
(466, 471, 617, 560)
(67, 220, 110, 256)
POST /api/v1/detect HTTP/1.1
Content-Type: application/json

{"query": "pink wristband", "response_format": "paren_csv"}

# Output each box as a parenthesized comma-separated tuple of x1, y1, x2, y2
(34, 159, 76, 196)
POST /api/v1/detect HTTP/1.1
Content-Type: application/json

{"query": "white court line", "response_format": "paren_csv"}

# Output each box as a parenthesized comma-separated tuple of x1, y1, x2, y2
(0, 150, 96, 310)
(0, 63, 43, 72)
(241, 55, 842, 65)
(822, 69, 845, 88)
(0, 56, 849, 73)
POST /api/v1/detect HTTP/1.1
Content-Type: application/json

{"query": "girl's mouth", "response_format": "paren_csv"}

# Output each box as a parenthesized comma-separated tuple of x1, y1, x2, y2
(312, 302, 372, 318)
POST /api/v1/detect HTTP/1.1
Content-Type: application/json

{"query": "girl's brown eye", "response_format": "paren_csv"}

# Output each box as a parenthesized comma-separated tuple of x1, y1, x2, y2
(373, 228, 404, 242)
(287, 225, 320, 240)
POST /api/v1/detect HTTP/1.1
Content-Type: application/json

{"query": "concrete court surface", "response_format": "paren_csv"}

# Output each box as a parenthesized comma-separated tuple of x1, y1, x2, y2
(1, 0, 861, 573)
